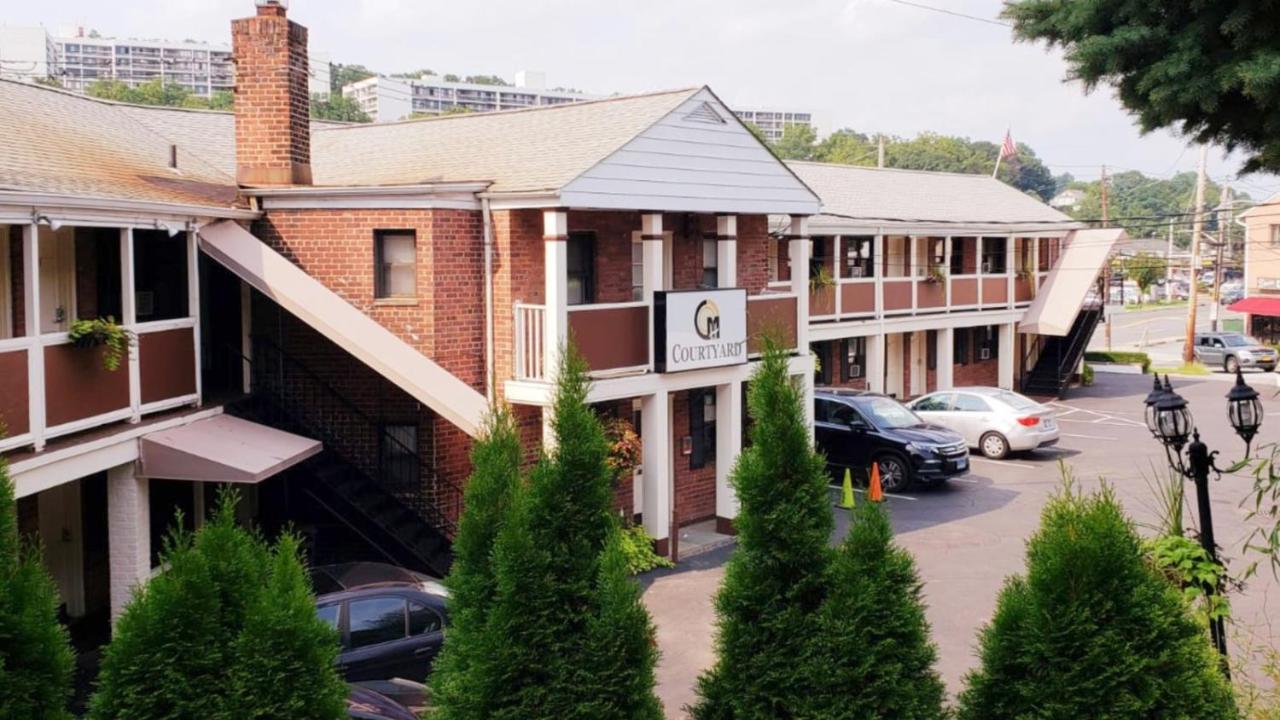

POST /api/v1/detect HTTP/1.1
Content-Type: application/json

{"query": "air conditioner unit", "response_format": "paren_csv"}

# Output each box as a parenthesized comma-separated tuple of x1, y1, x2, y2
(849, 364, 862, 377)
(979, 348, 992, 361)
(848, 266, 864, 278)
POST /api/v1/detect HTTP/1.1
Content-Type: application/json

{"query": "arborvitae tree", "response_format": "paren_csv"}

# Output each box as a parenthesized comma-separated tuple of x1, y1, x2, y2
(957, 484, 1237, 720)
(470, 346, 662, 720)
(89, 498, 260, 719)
(811, 501, 946, 720)
(431, 409, 523, 720)
(692, 344, 836, 719)
(0, 455, 74, 720)
(231, 533, 347, 720)
(92, 489, 342, 720)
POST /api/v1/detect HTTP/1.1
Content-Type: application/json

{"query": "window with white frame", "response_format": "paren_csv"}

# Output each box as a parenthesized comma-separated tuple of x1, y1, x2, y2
(843, 236, 874, 278)
(1271, 225, 1280, 248)
(631, 239, 644, 301)
(843, 337, 866, 380)
(981, 237, 1007, 274)
(375, 230, 417, 298)
(701, 237, 718, 288)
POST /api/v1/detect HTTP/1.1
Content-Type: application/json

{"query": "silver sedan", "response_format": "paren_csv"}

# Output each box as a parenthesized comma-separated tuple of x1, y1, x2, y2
(907, 386, 1060, 459)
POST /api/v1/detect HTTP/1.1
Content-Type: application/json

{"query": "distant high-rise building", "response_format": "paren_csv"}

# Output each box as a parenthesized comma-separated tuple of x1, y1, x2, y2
(732, 108, 816, 143)
(345, 73, 594, 123)
(0, 24, 330, 99)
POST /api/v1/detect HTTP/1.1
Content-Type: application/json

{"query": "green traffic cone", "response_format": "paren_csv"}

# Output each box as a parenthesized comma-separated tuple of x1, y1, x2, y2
(839, 467, 856, 509)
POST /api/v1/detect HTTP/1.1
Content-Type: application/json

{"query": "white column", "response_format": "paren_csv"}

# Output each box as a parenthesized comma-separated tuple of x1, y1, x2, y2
(789, 216, 811, 351)
(714, 380, 742, 528)
(944, 236, 953, 313)
(188, 229, 202, 405)
(108, 463, 149, 624)
(1005, 235, 1015, 309)
(936, 327, 955, 390)
(642, 213, 665, 368)
(543, 209, 569, 382)
(716, 215, 737, 288)
(998, 322, 1016, 390)
(122, 228, 140, 422)
(832, 234, 843, 316)
(641, 390, 671, 554)
(909, 235, 918, 312)
(873, 234, 885, 318)
(866, 332, 886, 393)
(23, 222, 45, 450)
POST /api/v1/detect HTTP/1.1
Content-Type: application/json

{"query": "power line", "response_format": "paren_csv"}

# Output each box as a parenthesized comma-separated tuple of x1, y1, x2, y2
(883, 0, 1013, 27)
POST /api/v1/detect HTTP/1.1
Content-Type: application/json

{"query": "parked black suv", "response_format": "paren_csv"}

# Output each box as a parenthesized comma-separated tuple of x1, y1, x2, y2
(815, 389, 970, 492)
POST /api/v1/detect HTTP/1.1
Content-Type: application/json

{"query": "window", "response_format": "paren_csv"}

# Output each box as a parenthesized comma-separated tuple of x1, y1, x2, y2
(981, 237, 1007, 274)
(926, 330, 937, 371)
(954, 328, 970, 366)
(810, 237, 831, 280)
(954, 394, 991, 412)
(701, 237, 719, 288)
(380, 424, 418, 489)
(814, 341, 833, 385)
(977, 326, 997, 360)
(409, 602, 443, 635)
(689, 389, 716, 469)
(348, 597, 406, 648)
(913, 393, 952, 412)
(830, 402, 863, 427)
(843, 236, 874, 278)
(631, 239, 644, 301)
(928, 237, 946, 272)
(133, 229, 189, 321)
(566, 232, 595, 305)
(843, 337, 866, 380)
(1271, 226, 1280, 247)
(316, 604, 340, 631)
(950, 238, 966, 275)
(375, 231, 416, 298)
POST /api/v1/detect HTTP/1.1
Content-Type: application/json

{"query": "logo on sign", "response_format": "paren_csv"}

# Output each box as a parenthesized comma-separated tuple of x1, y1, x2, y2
(694, 300, 720, 340)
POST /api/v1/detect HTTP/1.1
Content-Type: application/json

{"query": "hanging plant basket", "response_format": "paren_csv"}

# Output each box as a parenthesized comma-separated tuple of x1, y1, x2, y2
(68, 316, 135, 372)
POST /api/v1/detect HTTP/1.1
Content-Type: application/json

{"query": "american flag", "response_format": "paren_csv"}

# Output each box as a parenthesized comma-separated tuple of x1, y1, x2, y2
(1000, 130, 1017, 160)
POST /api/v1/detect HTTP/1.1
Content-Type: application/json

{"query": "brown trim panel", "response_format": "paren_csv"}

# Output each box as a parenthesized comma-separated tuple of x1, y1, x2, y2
(982, 277, 1009, 305)
(1015, 277, 1033, 302)
(840, 282, 875, 315)
(917, 281, 946, 309)
(747, 295, 797, 353)
(0, 348, 29, 436)
(140, 327, 197, 405)
(952, 278, 978, 305)
(569, 306, 648, 371)
(44, 344, 130, 427)
(809, 285, 835, 316)
(883, 279, 912, 311)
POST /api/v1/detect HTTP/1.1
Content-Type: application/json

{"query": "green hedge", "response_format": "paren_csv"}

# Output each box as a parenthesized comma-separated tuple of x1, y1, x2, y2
(1083, 351, 1151, 373)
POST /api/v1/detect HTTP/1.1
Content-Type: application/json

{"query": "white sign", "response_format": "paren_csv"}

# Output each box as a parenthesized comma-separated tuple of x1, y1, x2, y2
(654, 288, 748, 373)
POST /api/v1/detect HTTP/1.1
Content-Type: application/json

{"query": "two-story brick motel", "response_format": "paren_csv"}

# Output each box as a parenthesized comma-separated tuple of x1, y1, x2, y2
(0, 1, 1118, 641)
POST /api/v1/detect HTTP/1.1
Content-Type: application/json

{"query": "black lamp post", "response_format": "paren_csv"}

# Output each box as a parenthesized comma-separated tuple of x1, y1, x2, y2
(1145, 369, 1264, 672)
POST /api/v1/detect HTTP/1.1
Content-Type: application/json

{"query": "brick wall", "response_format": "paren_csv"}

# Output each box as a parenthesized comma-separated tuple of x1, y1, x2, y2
(671, 389, 716, 526)
(231, 5, 311, 185)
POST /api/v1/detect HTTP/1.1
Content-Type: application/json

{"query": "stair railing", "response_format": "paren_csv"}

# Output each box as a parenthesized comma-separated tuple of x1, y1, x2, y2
(240, 336, 462, 538)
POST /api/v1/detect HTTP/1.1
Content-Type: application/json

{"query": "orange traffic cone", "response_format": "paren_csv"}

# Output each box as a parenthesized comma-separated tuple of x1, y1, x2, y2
(868, 462, 885, 503)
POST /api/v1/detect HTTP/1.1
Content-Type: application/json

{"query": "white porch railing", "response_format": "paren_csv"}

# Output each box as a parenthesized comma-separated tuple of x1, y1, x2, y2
(514, 302, 546, 381)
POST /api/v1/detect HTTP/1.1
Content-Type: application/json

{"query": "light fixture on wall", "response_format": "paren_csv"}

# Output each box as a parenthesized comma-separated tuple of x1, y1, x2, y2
(32, 212, 62, 231)
(154, 220, 181, 238)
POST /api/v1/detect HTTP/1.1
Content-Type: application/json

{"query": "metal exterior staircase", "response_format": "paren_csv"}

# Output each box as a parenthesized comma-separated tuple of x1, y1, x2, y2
(1021, 304, 1103, 398)
(226, 338, 456, 576)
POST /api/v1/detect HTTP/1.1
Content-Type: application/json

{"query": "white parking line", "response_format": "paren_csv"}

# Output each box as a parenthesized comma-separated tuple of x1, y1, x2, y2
(970, 456, 1039, 470)
(828, 485, 919, 501)
(951, 477, 981, 484)
(1061, 432, 1117, 441)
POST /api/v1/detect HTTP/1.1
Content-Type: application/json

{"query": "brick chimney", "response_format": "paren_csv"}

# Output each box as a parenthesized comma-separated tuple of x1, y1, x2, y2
(231, 0, 312, 186)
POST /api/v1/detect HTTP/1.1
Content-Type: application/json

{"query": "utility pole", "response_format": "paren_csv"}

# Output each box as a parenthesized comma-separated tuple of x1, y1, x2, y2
(1183, 145, 1209, 364)
(877, 135, 886, 168)
(1210, 185, 1232, 331)
(1102, 165, 1112, 350)
(1166, 218, 1175, 292)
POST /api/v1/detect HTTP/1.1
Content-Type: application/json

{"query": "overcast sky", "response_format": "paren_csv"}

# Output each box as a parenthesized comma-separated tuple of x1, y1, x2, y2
(10, 0, 1280, 199)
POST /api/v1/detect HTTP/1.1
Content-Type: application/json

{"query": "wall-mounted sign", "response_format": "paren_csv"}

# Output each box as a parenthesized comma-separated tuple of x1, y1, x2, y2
(1259, 277, 1280, 291)
(654, 288, 748, 373)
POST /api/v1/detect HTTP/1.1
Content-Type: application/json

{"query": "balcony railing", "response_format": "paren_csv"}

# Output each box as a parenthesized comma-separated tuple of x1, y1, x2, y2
(513, 302, 545, 381)
(0, 319, 199, 453)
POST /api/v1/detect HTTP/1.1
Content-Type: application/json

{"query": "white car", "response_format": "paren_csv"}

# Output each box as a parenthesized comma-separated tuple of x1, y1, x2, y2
(907, 387, 1060, 459)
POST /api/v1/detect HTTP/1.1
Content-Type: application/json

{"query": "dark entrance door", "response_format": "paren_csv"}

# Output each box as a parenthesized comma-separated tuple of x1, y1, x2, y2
(200, 256, 244, 400)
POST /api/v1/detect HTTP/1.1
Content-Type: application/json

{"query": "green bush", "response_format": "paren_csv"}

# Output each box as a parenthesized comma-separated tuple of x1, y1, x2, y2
(957, 483, 1236, 720)
(618, 523, 674, 575)
(451, 347, 662, 720)
(1084, 350, 1151, 373)
(0, 454, 75, 720)
(693, 344, 944, 719)
(90, 490, 345, 720)
(431, 409, 523, 720)
(1081, 363, 1095, 386)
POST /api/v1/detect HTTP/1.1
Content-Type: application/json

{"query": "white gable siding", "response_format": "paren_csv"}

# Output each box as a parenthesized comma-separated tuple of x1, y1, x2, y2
(560, 88, 820, 215)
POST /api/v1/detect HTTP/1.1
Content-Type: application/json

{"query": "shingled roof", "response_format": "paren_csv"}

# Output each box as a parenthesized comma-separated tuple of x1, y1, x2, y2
(0, 79, 244, 211)
(789, 160, 1078, 233)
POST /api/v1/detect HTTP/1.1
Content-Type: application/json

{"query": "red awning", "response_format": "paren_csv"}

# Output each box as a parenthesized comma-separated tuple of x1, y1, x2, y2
(1228, 297, 1280, 317)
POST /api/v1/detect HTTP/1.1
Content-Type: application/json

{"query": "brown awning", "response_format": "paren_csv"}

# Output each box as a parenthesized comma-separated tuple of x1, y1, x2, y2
(138, 414, 321, 483)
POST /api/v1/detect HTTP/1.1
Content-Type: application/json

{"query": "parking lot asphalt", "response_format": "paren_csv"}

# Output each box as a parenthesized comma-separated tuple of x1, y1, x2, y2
(641, 371, 1280, 718)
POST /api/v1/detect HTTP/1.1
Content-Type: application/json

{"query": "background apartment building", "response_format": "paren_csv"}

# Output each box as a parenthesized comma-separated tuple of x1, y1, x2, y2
(344, 71, 595, 122)
(733, 108, 817, 142)
(0, 24, 330, 98)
